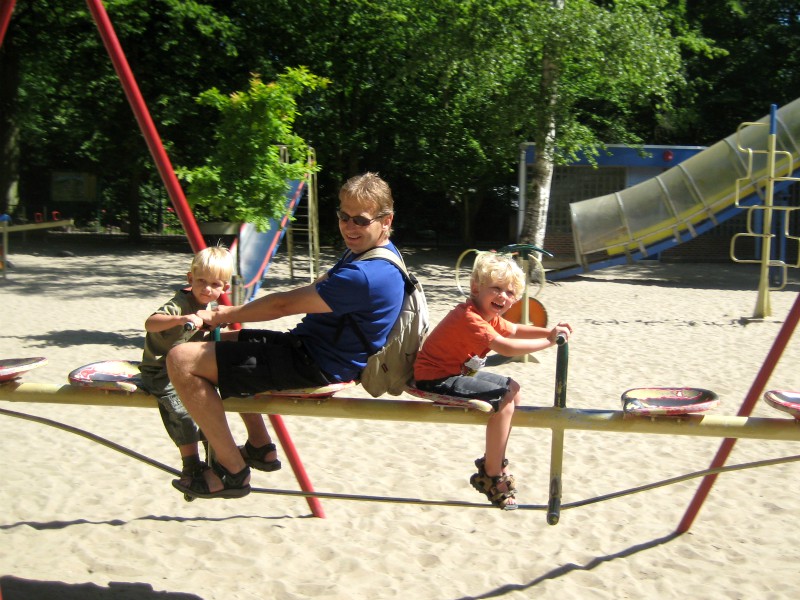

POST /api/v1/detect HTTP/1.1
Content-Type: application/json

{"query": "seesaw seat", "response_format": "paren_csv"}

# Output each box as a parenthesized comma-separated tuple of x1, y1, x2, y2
(0, 357, 47, 383)
(64, 360, 494, 412)
(68, 360, 142, 392)
(622, 387, 719, 416)
(66, 359, 359, 397)
(764, 390, 800, 419)
(404, 386, 493, 413)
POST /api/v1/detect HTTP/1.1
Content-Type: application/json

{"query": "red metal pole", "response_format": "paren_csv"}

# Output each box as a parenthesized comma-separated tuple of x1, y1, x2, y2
(677, 292, 800, 533)
(0, 0, 15, 47)
(269, 415, 325, 518)
(85, 0, 322, 517)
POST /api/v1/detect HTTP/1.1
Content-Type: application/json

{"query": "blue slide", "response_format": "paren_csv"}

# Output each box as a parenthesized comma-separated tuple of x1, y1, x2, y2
(548, 98, 800, 280)
(232, 179, 307, 301)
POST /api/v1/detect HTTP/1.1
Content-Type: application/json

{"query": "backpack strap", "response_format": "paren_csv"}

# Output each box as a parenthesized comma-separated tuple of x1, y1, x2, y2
(359, 246, 407, 272)
(333, 246, 412, 354)
(358, 246, 417, 294)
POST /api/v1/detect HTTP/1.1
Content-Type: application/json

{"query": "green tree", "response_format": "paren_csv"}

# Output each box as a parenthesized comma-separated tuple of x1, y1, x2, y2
(225, 1, 714, 247)
(177, 68, 328, 232)
(9, 0, 778, 250)
(2, 0, 240, 236)
(517, 0, 713, 250)
(226, 0, 548, 242)
(668, 0, 800, 144)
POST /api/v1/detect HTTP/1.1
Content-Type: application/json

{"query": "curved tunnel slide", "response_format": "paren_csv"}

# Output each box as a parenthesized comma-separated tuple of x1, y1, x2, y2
(548, 98, 800, 280)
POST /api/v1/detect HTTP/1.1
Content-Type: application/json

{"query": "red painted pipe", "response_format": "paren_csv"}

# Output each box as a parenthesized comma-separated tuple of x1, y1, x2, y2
(677, 292, 800, 533)
(0, 0, 15, 47)
(84, 0, 206, 255)
(85, 0, 322, 517)
(269, 414, 325, 518)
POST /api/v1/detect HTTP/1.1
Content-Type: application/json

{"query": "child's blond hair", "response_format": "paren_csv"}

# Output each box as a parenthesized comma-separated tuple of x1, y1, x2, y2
(191, 246, 234, 282)
(470, 252, 526, 299)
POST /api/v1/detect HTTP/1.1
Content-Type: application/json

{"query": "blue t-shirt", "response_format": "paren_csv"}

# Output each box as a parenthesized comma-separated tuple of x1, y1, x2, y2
(293, 243, 405, 381)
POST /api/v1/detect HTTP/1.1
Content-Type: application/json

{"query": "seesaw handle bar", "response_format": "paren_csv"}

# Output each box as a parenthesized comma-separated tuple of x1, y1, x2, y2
(548, 335, 569, 525)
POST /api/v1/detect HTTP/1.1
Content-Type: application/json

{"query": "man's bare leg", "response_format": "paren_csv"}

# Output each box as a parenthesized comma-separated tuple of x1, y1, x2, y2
(167, 341, 248, 492)
(216, 330, 277, 463)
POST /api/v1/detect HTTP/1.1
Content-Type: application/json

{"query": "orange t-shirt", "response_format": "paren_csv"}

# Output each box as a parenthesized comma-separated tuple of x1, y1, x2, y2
(414, 300, 514, 382)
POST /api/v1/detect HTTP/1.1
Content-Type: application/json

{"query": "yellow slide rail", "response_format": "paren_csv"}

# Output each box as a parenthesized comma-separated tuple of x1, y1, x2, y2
(730, 105, 800, 318)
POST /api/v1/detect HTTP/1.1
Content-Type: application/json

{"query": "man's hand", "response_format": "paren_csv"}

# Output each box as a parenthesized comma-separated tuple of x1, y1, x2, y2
(194, 307, 229, 329)
(207, 304, 235, 328)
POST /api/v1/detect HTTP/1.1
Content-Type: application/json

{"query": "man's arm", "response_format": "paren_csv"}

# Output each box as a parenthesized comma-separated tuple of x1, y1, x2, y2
(206, 283, 333, 327)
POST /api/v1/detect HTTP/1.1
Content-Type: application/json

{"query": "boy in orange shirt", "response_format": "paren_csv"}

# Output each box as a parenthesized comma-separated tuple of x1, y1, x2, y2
(414, 251, 572, 510)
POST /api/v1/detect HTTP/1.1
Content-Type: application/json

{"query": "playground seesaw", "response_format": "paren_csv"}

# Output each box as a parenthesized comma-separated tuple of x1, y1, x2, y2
(4, 338, 800, 530)
(5, 379, 800, 439)
(0, 345, 795, 442)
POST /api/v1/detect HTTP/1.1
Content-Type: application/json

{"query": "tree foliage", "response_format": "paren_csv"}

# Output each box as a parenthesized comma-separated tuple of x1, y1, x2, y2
(2, 0, 798, 246)
(177, 68, 328, 232)
(666, 0, 800, 144)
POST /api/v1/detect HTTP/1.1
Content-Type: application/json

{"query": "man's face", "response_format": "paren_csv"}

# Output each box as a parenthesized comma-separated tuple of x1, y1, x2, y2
(337, 196, 392, 254)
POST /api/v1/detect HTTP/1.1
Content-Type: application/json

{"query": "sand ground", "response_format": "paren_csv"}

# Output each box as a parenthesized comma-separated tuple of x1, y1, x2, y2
(2, 238, 800, 599)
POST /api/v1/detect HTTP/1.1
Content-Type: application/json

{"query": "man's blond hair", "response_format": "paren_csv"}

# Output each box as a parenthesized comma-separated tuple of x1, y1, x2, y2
(340, 172, 394, 214)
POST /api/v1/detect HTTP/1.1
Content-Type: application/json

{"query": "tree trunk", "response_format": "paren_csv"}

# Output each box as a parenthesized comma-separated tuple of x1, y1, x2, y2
(520, 149, 555, 250)
(520, 0, 562, 252)
(0, 38, 20, 216)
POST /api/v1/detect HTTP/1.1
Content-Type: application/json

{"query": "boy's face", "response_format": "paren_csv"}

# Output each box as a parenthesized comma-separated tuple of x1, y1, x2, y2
(470, 279, 518, 320)
(187, 270, 230, 305)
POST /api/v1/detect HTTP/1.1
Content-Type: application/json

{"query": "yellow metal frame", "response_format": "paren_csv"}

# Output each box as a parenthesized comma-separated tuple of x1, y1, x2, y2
(2, 382, 800, 443)
(729, 118, 800, 318)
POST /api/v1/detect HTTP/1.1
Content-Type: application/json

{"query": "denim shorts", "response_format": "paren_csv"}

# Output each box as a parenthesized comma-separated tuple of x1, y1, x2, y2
(215, 330, 330, 399)
(415, 371, 511, 411)
(156, 390, 204, 447)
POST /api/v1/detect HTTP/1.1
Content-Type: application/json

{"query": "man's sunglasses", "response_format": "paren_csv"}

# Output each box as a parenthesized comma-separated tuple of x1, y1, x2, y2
(336, 210, 381, 227)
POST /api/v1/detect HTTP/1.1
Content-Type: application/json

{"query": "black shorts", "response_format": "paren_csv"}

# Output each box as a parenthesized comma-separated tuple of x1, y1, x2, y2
(215, 330, 330, 399)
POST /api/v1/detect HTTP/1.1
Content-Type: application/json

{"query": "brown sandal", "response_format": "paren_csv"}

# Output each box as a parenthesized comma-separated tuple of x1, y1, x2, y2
(474, 456, 516, 490)
(470, 457, 518, 510)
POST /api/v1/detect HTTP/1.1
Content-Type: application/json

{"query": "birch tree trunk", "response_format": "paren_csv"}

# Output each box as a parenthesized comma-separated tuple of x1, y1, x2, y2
(520, 0, 563, 251)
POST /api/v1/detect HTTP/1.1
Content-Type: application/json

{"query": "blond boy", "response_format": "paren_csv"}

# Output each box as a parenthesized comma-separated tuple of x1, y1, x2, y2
(140, 246, 280, 492)
(414, 251, 572, 509)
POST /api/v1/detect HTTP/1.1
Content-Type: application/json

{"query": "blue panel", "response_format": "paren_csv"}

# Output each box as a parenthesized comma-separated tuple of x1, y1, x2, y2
(236, 180, 306, 301)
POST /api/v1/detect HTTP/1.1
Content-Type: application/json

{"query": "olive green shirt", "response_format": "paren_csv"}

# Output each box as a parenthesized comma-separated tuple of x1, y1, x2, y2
(139, 289, 210, 396)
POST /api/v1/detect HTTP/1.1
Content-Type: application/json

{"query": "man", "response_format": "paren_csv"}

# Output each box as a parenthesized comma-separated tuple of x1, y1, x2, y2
(168, 173, 404, 499)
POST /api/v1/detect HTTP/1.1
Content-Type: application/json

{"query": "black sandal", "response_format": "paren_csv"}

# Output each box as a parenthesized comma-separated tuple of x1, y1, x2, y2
(172, 461, 251, 500)
(239, 441, 282, 472)
(176, 461, 211, 503)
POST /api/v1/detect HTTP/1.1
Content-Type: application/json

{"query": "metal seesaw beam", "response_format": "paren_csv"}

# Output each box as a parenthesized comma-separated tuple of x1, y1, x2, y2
(2, 382, 800, 442)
